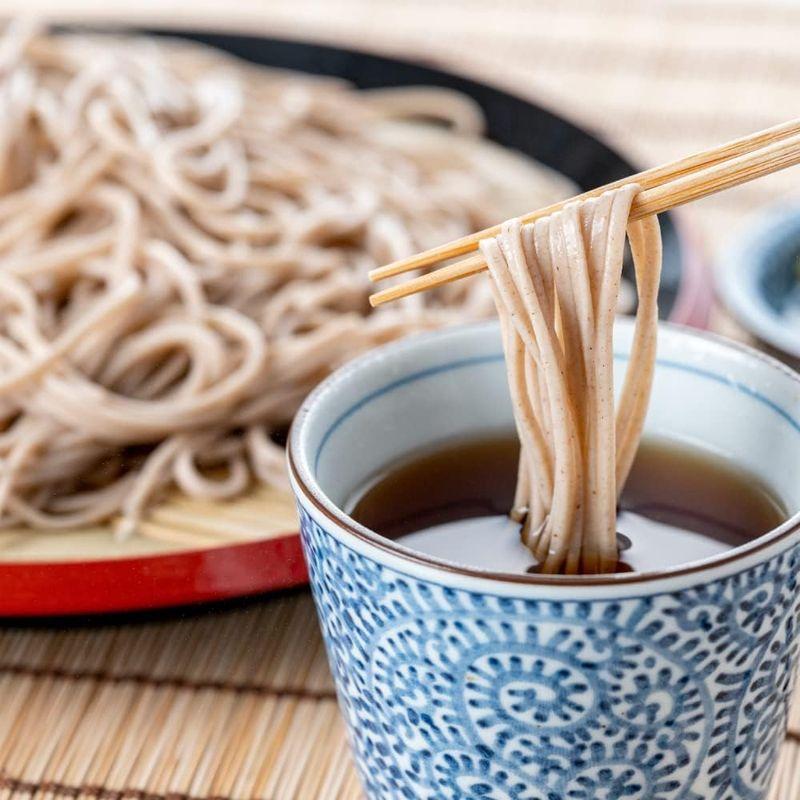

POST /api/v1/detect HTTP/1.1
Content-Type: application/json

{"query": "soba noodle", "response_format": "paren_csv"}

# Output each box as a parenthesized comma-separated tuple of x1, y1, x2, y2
(0, 21, 572, 538)
(481, 185, 661, 574)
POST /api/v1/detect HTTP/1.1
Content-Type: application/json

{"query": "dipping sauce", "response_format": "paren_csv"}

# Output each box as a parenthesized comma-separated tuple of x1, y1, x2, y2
(347, 435, 786, 574)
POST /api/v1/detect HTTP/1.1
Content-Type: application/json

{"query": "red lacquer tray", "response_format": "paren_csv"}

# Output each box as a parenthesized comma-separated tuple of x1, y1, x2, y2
(3, 29, 707, 617)
(0, 535, 308, 618)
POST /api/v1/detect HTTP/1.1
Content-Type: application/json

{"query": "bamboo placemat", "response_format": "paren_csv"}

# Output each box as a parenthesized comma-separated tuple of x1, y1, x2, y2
(2, 1, 800, 798)
(0, 595, 360, 799)
(0, 592, 797, 800)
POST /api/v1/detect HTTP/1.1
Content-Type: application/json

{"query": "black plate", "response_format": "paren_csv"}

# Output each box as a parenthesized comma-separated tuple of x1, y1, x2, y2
(136, 29, 683, 317)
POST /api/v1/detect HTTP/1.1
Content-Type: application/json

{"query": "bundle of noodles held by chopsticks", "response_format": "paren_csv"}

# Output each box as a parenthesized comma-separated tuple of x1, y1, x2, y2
(482, 186, 661, 575)
(0, 20, 573, 537)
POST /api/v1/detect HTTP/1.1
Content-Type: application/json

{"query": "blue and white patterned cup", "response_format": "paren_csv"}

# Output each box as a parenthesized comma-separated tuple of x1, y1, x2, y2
(288, 320, 800, 800)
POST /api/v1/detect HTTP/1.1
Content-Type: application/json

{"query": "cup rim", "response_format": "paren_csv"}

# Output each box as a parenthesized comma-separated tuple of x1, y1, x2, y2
(288, 320, 800, 587)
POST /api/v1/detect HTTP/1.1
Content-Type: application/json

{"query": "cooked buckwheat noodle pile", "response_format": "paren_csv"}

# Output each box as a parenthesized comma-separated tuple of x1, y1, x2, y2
(0, 20, 573, 538)
(481, 185, 662, 574)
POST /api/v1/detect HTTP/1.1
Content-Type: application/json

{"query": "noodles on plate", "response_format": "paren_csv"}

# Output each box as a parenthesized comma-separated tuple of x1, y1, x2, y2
(0, 21, 574, 538)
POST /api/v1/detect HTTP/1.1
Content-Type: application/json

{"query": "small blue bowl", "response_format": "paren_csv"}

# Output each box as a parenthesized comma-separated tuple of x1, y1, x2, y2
(717, 205, 800, 359)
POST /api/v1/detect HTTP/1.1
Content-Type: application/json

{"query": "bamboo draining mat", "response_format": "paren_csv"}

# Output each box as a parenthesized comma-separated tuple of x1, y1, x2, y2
(2, 0, 800, 797)
(0, 485, 298, 560)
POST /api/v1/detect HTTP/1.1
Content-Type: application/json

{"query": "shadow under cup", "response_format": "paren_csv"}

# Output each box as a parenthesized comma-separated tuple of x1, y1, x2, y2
(288, 319, 800, 800)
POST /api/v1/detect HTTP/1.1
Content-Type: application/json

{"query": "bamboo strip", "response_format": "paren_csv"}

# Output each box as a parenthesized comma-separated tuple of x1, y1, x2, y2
(304, 717, 357, 800)
(134, 522, 228, 548)
(789, 682, 800, 736)
(2, 485, 299, 562)
(164, 486, 293, 536)
(228, 696, 288, 797)
(204, 692, 274, 797)
(145, 508, 281, 542)
(293, 704, 351, 799)
(769, 741, 800, 800)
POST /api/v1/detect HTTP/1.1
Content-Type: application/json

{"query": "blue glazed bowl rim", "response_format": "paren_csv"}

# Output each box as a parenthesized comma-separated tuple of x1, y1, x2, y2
(288, 320, 800, 587)
(716, 203, 800, 358)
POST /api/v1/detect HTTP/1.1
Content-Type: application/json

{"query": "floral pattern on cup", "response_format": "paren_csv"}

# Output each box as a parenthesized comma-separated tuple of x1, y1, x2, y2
(300, 507, 800, 800)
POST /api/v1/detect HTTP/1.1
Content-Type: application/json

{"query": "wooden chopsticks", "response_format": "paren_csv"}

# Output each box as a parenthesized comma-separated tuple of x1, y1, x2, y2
(368, 118, 800, 307)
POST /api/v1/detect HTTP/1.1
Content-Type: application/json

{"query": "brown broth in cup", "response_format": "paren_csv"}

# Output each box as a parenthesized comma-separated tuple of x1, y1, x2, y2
(347, 435, 786, 574)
